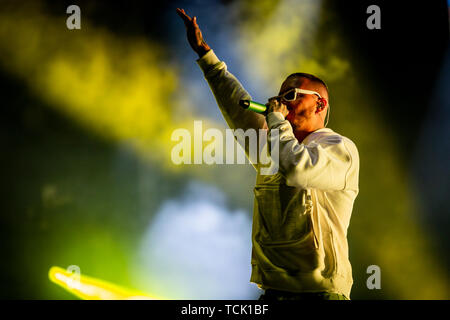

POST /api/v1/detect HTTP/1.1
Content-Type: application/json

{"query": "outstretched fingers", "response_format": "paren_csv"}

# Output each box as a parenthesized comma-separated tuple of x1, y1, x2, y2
(176, 8, 192, 27)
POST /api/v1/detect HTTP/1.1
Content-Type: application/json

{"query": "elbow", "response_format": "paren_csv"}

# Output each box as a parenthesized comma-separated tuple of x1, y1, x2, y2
(284, 167, 308, 189)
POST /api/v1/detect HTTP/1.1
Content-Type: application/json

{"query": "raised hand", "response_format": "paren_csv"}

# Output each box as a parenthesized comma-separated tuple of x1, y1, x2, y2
(176, 8, 211, 58)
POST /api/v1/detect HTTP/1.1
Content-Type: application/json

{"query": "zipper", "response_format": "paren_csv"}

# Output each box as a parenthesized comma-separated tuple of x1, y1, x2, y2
(305, 189, 319, 249)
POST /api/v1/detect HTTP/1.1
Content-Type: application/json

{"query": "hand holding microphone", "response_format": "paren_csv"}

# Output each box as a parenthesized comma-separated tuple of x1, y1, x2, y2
(240, 97, 289, 117)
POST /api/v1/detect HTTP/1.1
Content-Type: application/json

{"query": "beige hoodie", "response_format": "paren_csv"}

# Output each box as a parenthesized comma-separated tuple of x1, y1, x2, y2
(197, 50, 359, 299)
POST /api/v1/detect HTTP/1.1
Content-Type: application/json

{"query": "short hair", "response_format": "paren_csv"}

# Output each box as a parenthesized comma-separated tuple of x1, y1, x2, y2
(286, 72, 329, 99)
(287, 72, 331, 127)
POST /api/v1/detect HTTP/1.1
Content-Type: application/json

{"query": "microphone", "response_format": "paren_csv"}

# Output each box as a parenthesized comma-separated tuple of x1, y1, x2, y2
(239, 99, 267, 114)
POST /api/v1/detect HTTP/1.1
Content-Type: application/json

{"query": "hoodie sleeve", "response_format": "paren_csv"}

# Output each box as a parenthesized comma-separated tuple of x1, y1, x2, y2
(266, 112, 356, 191)
(196, 50, 268, 168)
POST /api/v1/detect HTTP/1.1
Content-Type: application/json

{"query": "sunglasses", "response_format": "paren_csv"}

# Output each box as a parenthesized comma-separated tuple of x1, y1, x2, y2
(273, 88, 322, 102)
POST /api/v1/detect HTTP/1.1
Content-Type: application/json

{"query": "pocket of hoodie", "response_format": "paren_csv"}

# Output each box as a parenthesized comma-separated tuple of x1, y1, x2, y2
(253, 185, 319, 272)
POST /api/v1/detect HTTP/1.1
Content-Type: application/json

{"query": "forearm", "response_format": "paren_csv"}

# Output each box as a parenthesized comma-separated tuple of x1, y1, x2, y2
(267, 112, 351, 190)
(196, 50, 267, 133)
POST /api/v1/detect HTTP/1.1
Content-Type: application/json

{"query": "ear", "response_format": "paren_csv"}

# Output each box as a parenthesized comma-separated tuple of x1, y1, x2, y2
(315, 98, 327, 113)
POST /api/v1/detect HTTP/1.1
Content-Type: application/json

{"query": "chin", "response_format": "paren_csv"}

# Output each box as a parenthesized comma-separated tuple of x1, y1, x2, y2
(287, 115, 302, 127)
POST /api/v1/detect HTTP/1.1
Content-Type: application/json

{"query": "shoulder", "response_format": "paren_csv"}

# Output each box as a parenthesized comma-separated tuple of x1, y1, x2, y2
(311, 129, 359, 161)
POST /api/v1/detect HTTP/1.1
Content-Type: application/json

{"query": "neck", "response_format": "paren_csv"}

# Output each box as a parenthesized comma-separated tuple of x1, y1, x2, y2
(293, 125, 324, 143)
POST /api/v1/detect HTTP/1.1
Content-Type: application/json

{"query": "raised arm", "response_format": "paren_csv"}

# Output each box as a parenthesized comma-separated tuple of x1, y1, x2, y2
(176, 8, 267, 140)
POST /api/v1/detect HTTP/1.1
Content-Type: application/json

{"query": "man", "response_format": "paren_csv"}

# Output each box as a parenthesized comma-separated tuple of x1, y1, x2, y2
(176, 8, 359, 300)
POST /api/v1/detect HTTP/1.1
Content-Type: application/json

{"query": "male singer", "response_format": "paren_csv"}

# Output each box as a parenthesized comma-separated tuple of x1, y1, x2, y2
(177, 8, 359, 300)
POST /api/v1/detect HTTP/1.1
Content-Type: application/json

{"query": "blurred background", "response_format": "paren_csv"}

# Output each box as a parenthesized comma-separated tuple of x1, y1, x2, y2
(0, 0, 449, 299)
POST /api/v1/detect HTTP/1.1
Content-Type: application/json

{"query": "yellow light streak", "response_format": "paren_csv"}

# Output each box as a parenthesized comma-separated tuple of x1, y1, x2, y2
(49, 266, 163, 300)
